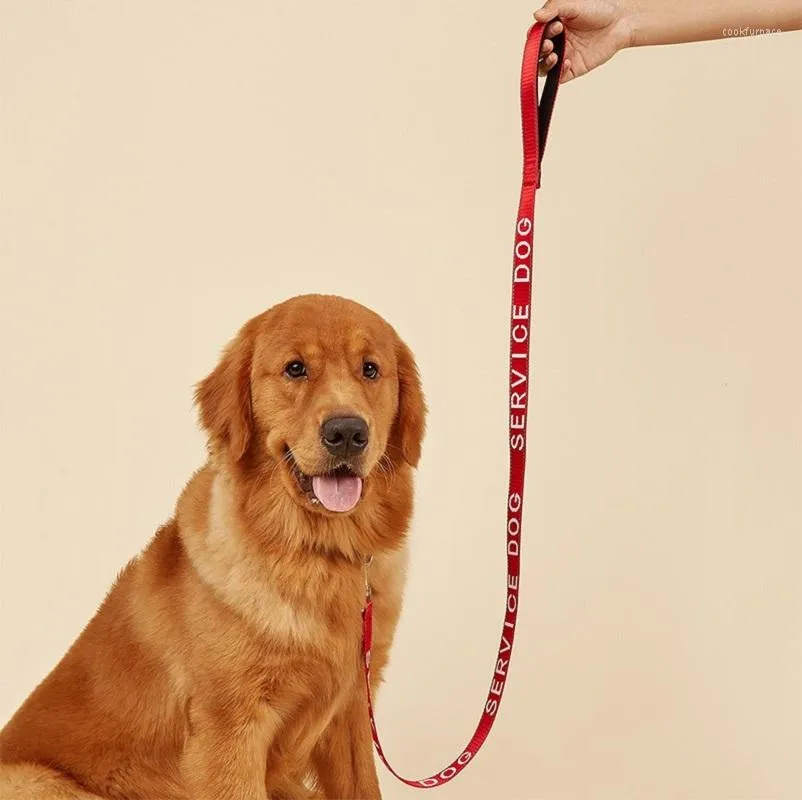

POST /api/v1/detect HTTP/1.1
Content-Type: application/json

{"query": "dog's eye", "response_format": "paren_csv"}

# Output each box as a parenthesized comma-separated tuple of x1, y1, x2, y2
(363, 361, 379, 380)
(284, 360, 307, 379)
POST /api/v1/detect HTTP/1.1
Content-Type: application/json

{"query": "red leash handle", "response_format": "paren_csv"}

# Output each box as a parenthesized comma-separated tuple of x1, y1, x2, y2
(362, 22, 565, 788)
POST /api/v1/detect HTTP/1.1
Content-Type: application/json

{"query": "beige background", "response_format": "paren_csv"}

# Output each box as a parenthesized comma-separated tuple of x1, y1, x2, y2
(1, 2, 801, 798)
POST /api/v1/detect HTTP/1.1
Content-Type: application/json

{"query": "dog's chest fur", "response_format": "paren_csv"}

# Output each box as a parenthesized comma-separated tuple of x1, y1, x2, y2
(176, 466, 408, 752)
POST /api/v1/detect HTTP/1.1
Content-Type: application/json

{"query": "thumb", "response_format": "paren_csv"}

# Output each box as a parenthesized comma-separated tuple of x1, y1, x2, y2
(534, 1, 579, 23)
(533, 0, 561, 23)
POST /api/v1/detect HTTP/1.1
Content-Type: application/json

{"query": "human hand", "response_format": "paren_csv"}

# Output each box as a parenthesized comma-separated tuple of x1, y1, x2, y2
(534, 0, 636, 82)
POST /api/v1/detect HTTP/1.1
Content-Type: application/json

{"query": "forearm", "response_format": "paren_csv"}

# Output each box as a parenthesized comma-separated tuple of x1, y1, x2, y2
(626, 0, 802, 47)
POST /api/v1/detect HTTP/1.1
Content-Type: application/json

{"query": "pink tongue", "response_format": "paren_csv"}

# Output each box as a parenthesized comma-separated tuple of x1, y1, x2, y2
(312, 474, 363, 512)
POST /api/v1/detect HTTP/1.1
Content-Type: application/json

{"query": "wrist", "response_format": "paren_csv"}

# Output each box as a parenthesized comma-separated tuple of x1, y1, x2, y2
(624, 0, 659, 49)
(623, 0, 728, 47)
(617, 0, 641, 50)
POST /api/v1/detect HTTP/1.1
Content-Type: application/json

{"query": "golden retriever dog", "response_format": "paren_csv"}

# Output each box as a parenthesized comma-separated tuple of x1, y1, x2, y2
(0, 294, 426, 800)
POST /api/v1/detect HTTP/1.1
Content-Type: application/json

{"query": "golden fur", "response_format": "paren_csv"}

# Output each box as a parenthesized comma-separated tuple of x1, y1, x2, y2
(0, 295, 426, 800)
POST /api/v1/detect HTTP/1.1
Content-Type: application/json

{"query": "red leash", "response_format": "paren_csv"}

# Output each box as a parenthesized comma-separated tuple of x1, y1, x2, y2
(361, 22, 565, 788)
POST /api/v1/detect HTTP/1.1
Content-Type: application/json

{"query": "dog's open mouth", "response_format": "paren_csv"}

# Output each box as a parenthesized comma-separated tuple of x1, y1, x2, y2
(286, 452, 363, 513)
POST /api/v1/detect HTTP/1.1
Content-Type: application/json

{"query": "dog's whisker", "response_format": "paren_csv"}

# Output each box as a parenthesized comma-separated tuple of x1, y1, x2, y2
(376, 454, 397, 489)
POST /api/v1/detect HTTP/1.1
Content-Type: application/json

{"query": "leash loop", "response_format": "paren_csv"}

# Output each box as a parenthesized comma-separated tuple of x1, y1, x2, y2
(362, 22, 564, 788)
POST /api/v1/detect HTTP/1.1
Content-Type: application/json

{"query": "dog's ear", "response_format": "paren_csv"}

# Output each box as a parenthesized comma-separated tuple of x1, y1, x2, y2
(391, 338, 426, 468)
(194, 325, 255, 461)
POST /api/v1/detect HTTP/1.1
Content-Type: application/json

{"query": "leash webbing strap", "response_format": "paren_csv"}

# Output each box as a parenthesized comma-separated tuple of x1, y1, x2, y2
(362, 22, 565, 788)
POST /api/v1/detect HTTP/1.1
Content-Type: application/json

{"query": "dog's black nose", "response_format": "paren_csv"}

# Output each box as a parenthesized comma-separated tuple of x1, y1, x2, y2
(321, 416, 369, 457)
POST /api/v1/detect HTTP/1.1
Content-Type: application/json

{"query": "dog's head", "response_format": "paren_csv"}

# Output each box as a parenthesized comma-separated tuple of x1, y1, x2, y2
(195, 295, 425, 515)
